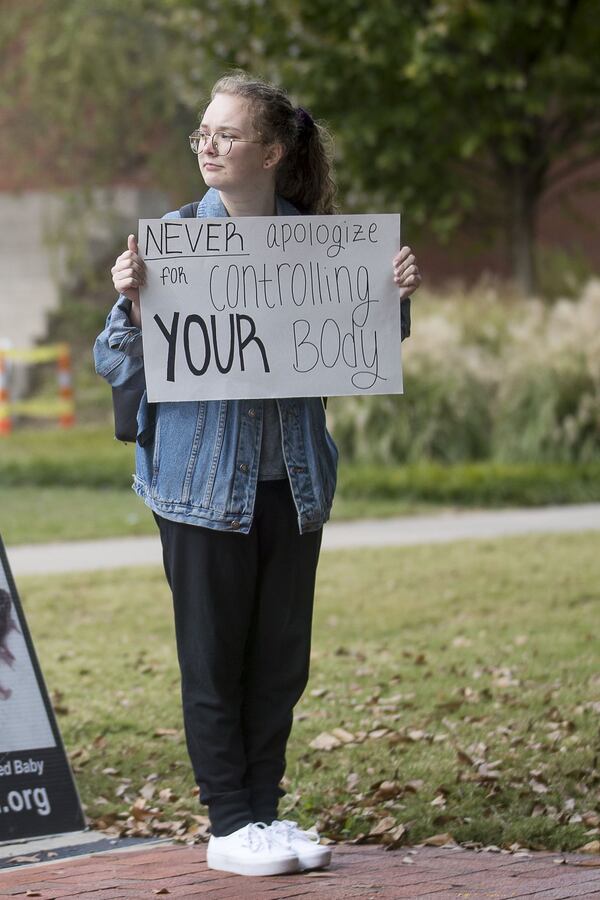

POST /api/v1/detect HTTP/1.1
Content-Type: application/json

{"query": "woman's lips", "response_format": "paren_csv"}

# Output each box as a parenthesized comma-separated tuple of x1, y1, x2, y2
(203, 163, 223, 170)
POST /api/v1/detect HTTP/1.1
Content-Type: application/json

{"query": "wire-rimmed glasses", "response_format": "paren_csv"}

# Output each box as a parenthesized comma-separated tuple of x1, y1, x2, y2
(189, 130, 263, 156)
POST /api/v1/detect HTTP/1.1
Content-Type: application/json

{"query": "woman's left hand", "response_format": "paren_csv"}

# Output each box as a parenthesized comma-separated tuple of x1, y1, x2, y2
(393, 246, 421, 300)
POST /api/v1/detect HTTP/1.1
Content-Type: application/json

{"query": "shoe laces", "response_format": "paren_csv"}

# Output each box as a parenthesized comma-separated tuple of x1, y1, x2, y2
(240, 821, 273, 852)
(270, 819, 321, 847)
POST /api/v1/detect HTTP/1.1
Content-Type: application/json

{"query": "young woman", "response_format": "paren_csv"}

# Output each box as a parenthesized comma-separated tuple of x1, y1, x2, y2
(94, 72, 421, 878)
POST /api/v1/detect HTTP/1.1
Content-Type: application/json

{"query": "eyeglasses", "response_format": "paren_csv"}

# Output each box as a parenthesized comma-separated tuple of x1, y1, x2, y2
(188, 130, 263, 156)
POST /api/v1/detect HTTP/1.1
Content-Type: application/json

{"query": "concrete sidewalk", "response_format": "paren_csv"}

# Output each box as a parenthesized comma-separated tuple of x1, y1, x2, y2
(6, 503, 600, 577)
(1, 840, 600, 899)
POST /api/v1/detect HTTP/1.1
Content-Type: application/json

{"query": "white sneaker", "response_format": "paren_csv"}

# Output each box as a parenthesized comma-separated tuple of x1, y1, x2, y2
(268, 819, 332, 870)
(206, 822, 300, 876)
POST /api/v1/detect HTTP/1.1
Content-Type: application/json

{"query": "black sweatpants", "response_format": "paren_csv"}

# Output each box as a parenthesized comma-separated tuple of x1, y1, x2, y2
(153, 478, 323, 837)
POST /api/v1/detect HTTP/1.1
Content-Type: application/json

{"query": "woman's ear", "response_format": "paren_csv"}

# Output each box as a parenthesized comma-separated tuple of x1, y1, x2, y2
(263, 142, 285, 169)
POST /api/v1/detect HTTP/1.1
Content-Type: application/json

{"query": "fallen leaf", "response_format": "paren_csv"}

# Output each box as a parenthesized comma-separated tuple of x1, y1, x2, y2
(330, 727, 355, 743)
(346, 772, 360, 790)
(309, 732, 341, 751)
(382, 823, 408, 848)
(577, 840, 600, 854)
(130, 798, 150, 821)
(477, 764, 501, 781)
(530, 779, 549, 794)
(423, 832, 456, 846)
(378, 693, 407, 706)
(95, 813, 119, 829)
(582, 812, 600, 827)
(51, 689, 69, 715)
(369, 816, 397, 836)
(348, 832, 367, 844)
(369, 728, 389, 739)
(68, 747, 90, 767)
(405, 779, 424, 793)
(373, 781, 401, 800)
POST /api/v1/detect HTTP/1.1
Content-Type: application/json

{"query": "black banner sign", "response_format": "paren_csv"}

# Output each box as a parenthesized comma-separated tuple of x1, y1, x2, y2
(0, 536, 84, 841)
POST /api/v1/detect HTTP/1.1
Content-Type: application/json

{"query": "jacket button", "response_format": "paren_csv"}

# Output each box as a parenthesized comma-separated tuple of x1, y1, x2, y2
(231, 520, 240, 530)
(248, 408, 256, 417)
(239, 463, 249, 473)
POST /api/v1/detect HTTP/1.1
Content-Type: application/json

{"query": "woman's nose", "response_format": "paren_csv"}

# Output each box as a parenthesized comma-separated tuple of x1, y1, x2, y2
(202, 137, 217, 157)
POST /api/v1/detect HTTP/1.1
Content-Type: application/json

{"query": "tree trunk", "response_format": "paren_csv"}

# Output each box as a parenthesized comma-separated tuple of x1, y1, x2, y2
(507, 167, 538, 296)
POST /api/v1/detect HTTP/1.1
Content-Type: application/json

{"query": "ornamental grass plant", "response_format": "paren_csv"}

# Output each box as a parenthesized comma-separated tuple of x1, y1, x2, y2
(329, 279, 600, 466)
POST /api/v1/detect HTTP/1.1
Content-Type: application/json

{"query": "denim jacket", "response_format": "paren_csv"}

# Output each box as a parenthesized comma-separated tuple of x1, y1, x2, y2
(94, 188, 410, 535)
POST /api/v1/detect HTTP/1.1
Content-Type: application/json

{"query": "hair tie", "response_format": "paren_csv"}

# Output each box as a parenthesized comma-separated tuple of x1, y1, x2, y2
(296, 106, 314, 130)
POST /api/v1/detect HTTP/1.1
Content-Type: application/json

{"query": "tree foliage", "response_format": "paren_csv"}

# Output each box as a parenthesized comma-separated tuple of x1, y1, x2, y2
(257, 0, 600, 292)
(0, 0, 200, 194)
(3, 0, 599, 291)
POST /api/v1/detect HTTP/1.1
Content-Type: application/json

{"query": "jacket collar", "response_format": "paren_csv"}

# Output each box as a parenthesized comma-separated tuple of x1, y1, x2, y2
(197, 187, 302, 217)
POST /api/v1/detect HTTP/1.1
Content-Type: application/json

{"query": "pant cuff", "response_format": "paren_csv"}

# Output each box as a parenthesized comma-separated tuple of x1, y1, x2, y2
(207, 788, 253, 837)
(249, 784, 285, 824)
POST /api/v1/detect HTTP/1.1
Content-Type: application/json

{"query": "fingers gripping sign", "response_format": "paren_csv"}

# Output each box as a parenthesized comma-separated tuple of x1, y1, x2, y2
(111, 234, 147, 304)
(111, 234, 147, 326)
(393, 245, 421, 301)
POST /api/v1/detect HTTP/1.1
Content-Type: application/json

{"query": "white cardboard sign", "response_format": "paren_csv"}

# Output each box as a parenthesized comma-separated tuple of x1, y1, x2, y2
(139, 213, 402, 402)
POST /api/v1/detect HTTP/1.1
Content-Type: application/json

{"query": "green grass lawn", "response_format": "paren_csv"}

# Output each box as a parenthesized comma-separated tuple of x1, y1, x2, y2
(15, 532, 600, 852)
(0, 486, 439, 545)
(1, 487, 150, 545)
(3, 422, 600, 545)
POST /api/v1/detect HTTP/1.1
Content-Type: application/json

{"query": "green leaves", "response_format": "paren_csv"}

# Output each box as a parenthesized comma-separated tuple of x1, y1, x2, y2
(4, 0, 600, 289)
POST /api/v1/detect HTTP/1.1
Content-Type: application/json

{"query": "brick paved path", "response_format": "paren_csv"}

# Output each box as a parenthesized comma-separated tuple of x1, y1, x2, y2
(1, 842, 599, 899)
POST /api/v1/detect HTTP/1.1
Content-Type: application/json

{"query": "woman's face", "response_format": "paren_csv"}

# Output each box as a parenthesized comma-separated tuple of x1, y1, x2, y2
(197, 92, 277, 193)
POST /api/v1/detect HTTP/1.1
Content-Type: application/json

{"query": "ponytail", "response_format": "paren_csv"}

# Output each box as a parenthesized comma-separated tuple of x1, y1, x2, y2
(276, 107, 337, 215)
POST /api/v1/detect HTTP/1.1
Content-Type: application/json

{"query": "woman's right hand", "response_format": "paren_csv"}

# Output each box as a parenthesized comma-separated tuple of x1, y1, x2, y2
(111, 234, 146, 306)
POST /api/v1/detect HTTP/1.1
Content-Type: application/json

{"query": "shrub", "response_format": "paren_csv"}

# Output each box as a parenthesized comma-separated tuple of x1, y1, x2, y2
(494, 282, 600, 462)
(328, 280, 600, 464)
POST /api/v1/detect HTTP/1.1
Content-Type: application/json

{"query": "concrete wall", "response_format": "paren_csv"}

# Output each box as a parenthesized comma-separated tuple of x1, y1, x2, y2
(0, 186, 168, 396)
(0, 186, 168, 346)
